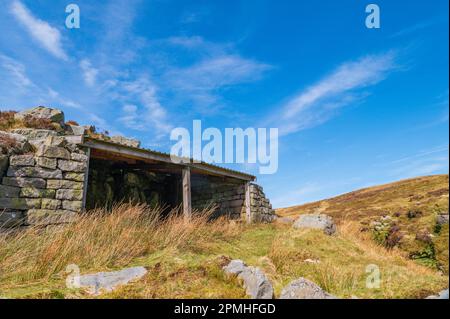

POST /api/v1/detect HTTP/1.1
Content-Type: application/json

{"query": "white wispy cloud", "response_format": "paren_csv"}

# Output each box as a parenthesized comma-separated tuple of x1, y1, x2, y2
(9, 1, 67, 60)
(79, 59, 99, 87)
(270, 52, 397, 135)
(0, 54, 32, 87)
(165, 51, 271, 113)
(119, 77, 172, 135)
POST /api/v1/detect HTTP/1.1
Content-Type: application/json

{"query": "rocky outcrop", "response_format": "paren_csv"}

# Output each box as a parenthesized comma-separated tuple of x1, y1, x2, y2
(14, 106, 65, 126)
(223, 259, 274, 299)
(293, 214, 336, 235)
(280, 278, 337, 299)
(74, 266, 148, 295)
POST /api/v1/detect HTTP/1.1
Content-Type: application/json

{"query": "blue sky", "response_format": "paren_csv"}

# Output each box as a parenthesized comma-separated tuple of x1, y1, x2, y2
(0, 0, 448, 208)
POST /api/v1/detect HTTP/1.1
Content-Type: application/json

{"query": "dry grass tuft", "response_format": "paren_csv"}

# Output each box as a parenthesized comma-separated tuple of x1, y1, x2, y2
(0, 203, 241, 287)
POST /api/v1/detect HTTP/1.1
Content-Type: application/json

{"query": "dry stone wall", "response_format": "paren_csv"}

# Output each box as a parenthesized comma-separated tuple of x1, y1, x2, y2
(249, 183, 275, 223)
(0, 132, 88, 227)
(191, 176, 275, 222)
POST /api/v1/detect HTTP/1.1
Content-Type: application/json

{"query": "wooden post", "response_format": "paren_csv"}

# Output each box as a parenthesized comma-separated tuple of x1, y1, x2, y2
(245, 182, 251, 223)
(81, 148, 91, 211)
(182, 166, 192, 220)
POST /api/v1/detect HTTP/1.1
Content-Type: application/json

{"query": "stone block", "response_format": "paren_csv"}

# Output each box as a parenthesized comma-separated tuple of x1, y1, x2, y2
(36, 157, 57, 169)
(9, 154, 35, 166)
(36, 145, 70, 160)
(9, 128, 57, 141)
(20, 187, 56, 198)
(7, 166, 62, 179)
(62, 200, 83, 212)
(71, 152, 88, 162)
(47, 179, 84, 190)
(41, 198, 62, 210)
(26, 209, 77, 225)
(58, 160, 86, 172)
(2, 177, 46, 188)
(44, 136, 67, 147)
(63, 172, 85, 182)
(0, 198, 41, 210)
(56, 189, 83, 201)
(0, 185, 20, 198)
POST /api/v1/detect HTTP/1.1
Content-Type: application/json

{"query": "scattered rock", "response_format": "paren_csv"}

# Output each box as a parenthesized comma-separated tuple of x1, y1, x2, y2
(280, 278, 337, 299)
(223, 259, 273, 299)
(436, 214, 449, 226)
(223, 259, 247, 275)
(76, 266, 148, 295)
(238, 267, 274, 299)
(293, 214, 336, 235)
(426, 289, 449, 299)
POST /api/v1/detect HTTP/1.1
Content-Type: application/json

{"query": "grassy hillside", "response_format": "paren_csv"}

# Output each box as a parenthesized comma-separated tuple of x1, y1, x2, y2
(1, 193, 448, 299)
(277, 175, 449, 273)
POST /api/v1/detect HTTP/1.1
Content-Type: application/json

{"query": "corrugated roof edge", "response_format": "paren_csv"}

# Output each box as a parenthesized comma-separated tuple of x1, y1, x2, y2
(83, 136, 256, 181)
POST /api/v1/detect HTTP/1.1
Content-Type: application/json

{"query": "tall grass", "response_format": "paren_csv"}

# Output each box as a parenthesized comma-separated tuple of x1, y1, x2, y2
(0, 204, 241, 285)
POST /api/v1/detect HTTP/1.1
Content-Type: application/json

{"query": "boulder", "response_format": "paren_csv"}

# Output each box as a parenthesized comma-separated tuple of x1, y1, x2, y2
(14, 106, 64, 125)
(293, 214, 336, 235)
(75, 267, 148, 295)
(238, 266, 274, 299)
(280, 278, 337, 299)
(223, 259, 273, 299)
(436, 214, 449, 226)
(223, 259, 247, 275)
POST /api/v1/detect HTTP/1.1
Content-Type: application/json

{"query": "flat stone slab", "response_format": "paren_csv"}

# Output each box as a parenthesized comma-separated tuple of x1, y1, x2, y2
(78, 266, 148, 295)
(293, 214, 336, 235)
